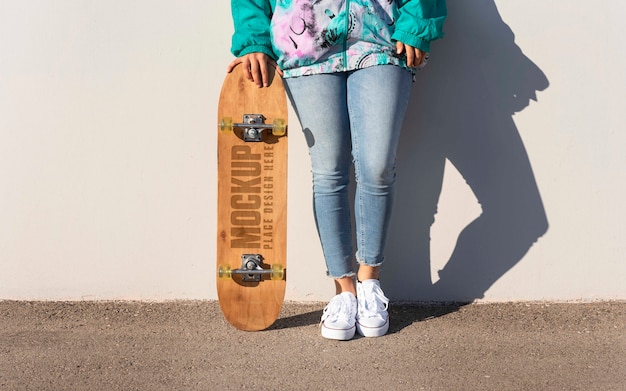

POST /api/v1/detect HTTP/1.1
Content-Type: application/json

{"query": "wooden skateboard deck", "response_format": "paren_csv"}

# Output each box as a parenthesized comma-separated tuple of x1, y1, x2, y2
(216, 65, 287, 331)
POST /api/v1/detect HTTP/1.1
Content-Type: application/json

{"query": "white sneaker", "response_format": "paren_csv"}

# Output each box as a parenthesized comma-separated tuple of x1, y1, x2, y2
(320, 292, 357, 340)
(356, 280, 389, 337)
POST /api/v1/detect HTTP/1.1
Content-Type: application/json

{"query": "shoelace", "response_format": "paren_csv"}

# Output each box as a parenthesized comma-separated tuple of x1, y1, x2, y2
(359, 284, 389, 318)
(321, 294, 353, 324)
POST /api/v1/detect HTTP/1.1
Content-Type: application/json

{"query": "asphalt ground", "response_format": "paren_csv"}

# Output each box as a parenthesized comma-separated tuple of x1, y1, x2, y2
(0, 301, 624, 390)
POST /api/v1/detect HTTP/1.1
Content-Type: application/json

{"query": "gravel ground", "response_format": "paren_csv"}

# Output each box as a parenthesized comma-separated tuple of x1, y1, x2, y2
(0, 301, 624, 390)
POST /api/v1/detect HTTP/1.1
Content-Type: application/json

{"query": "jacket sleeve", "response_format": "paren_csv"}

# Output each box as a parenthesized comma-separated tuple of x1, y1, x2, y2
(392, 0, 447, 52)
(230, 0, 276, 60)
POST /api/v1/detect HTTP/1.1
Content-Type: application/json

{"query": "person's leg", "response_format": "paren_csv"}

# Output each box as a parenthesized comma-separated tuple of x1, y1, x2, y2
(348, 65, 412, 276)
(347, 65, 412, 337)
(284, 72, 355, 284)
(284, 72, 357, 340)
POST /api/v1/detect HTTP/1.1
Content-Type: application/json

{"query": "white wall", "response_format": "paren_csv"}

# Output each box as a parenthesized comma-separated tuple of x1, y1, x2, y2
(1, 1, 624, 302)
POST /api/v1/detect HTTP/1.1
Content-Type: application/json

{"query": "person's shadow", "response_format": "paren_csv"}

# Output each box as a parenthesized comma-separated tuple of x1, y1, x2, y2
(382, 0, 550, 303)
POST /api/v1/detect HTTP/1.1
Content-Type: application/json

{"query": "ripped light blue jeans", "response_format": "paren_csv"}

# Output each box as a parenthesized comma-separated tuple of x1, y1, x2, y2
(284, 65, 412, 278)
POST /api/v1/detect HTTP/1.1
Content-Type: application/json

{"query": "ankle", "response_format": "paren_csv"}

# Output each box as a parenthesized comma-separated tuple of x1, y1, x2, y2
(357, 265, 380, 282)
(334, 277, 356, 295)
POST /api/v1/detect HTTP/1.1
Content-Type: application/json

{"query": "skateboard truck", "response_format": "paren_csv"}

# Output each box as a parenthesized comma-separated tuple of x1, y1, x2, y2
(238, 254, 265, 282)
(241, 114, 267, 142)
(219, 114, 287, 141)
(218, 254, 285, 282)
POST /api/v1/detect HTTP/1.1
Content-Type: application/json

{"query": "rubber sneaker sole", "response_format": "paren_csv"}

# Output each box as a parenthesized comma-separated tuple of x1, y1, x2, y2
(356, 318, 389, 337)
(321, 324, 356, 340)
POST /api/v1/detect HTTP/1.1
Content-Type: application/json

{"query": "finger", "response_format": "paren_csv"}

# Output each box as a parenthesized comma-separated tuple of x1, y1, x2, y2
(267, 58, 283, 77)
(226, 58, 242, 73)
(415, 48, 425, 67)
(258, 56, 270, 87)
(405, 45, 415, 67)
(249, 58, 263, 87)
(395, 41, 405, 55)
(240, 58, 252, 82)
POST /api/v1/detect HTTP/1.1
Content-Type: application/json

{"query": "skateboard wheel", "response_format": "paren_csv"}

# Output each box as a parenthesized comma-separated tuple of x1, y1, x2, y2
(271, 118, 286, 136)
(270, 264, 284, 280)
(219, 117, 234, 133)
(218, 264, 232, 279)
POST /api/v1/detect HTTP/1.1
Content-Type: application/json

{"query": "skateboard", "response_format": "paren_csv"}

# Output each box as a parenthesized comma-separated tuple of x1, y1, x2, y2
(216, 65, 288, 331)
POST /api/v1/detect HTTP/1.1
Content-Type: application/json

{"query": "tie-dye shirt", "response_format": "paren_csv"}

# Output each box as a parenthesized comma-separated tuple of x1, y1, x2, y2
(231, 0, 447, 78)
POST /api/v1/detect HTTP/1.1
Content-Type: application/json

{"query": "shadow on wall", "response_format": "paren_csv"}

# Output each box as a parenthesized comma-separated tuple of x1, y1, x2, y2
(382, 0, 550, 302)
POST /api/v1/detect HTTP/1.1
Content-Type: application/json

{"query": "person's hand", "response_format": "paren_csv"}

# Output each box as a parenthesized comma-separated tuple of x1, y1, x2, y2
(227, 53, 283, 88)
(395, 41, 426, 68)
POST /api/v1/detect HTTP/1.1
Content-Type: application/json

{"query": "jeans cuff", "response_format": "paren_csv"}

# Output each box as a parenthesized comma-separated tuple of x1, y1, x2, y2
(356, 254, 384, 268)
(326, 271, 356, 279)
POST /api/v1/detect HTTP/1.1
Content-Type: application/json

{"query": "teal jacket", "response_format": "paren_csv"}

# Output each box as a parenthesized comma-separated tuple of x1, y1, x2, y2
(231, 0, 447, 78)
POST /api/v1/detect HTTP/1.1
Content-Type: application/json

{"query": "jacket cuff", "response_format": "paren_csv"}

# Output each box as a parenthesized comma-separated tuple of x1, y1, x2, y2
(392, 30, 431, 53)
(236, 45, 276, 60)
